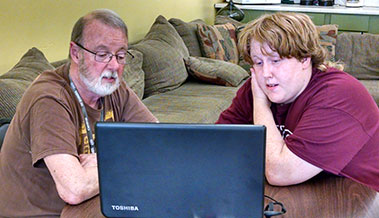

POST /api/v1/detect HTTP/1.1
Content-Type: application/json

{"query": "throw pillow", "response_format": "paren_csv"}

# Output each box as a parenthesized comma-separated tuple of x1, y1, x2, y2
(335, 32, 379, 80)
(131, 15, 189, 97)
(0, 47, 54, 81)
(0, 47, 54, 119)
(51, 59, 69, 68)
(214, 15, 245, 30)
(316, 24, 338, 62)
(169, 18, 206, 57)
(123, 49, 144, 99)
(214, 15, 249, 71)
(197, 23, 239, 64)
(184, 56, 249, 87)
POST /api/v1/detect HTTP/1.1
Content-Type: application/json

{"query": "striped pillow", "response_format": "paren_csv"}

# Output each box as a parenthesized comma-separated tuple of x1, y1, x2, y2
(184, 56, 249, 87)
(317, 24, 338, 62)
(197, 23, 239, 64)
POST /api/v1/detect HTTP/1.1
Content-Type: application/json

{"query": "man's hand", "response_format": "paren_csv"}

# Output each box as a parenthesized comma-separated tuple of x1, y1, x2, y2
(250, 67, 271, 108)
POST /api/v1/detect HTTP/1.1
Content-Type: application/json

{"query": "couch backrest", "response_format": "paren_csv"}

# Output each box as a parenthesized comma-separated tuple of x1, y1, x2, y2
(335, 32, 379, 80)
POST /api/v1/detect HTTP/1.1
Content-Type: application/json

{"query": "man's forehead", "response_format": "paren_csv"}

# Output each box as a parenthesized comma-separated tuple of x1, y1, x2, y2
(82, 19, 128, 48)
(83, 19, 124, 37)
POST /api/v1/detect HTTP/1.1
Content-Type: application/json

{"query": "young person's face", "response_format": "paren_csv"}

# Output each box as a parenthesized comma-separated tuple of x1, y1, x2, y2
(79, 20, 128, 96)
(249, 40, 312, 104)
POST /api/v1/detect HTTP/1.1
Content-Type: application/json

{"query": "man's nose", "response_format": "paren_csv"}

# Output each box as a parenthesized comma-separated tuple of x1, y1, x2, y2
(107, 55, 120, 70)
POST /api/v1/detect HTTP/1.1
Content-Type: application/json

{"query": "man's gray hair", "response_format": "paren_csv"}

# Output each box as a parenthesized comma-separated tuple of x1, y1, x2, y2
(69, 9, 128, 58)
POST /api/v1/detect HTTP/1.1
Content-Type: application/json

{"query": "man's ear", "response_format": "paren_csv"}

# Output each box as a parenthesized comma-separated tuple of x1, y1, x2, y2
(70, 42, 80, 64)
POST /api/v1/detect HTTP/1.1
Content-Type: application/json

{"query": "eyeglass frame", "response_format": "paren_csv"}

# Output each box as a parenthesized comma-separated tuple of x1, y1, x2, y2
(74, 42, 134, 64)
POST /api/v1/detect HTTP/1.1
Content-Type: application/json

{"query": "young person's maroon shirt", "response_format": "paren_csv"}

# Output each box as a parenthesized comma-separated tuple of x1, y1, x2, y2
(217, 67, 379, 191)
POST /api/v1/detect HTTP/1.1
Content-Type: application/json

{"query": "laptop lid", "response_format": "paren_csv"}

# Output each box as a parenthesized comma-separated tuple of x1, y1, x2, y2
(96, 122, 266, 218)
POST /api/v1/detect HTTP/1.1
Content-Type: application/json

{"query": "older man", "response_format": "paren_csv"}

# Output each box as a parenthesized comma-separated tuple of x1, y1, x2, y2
(0, 9, 157, 217)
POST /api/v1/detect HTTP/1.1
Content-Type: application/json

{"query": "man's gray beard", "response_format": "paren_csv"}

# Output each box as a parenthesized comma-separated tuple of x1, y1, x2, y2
(79, 59, 121, 97)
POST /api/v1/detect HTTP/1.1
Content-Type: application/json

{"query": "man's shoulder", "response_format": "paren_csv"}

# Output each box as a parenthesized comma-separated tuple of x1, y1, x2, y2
(22, 65, 73, 107)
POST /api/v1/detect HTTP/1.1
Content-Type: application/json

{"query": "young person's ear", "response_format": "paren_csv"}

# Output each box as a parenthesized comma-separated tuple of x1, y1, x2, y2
(69, 42, 80, 64)
(301, 57, 311, 69)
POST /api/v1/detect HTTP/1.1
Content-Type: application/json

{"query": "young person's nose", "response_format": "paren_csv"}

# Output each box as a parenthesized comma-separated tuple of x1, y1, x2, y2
(262, 63, 273, 78)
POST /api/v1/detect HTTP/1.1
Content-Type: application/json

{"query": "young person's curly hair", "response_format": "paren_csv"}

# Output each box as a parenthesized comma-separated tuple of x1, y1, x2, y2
(238, 12, 343, 71)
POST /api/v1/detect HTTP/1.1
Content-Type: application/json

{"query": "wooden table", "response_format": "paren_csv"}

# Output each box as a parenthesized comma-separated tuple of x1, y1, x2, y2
(61, 173, 379, 218)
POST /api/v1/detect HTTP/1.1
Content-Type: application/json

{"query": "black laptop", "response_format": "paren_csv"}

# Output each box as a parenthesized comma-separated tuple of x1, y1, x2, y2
(95, 122, 266, 218)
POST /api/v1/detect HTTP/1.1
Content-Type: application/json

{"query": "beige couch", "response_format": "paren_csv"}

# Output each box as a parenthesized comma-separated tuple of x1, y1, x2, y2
(1, 15, 378, 128)
(335, 32, 379, 105)
(0, 15, 251, 126)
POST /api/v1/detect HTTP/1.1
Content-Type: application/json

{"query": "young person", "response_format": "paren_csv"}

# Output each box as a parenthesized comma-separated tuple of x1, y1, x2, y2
(217, 12, 379, 191)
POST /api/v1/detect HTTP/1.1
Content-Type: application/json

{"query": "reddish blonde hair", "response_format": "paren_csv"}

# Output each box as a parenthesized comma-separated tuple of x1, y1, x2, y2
(238, 12, 342, 71)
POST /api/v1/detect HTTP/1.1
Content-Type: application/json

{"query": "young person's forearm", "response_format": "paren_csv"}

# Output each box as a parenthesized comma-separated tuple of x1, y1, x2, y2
(253, 100, 287, 183)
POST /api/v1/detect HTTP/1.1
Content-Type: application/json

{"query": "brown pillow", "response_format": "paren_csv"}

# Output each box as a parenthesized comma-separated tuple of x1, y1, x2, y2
(184, 56, 249, 87)
(169, 18, 206, 57)
(197, 23, 239, 64)
(316, 24, 338, 62)
(0, 47, 54, 119)
(131, 15, 189, 97)
(0, 47, 54, 81)
(50, 59, 69, 68)
(123, 49, 144, 99)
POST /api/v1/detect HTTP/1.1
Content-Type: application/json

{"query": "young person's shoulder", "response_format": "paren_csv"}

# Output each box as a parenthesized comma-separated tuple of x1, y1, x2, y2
(303, 67, 377, 117)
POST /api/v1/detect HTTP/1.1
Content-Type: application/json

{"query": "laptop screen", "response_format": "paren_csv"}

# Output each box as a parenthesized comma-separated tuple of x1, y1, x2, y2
(96, 122, 266, 218)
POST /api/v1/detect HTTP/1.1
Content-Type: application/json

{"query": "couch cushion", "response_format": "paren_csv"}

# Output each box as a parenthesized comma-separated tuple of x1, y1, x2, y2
(142, 80, 244, 123)
(131, 15, 189, 97)
(197, 23, 239, 64)
(359, 80, 379, 106)
(123, 49, 144, 99)
(335, 32, 379, 80)
(169, 18, 206, 57)
(184, 56, 249, 87)
(0, 47, 54, 120)
(316, 24, 338, 62)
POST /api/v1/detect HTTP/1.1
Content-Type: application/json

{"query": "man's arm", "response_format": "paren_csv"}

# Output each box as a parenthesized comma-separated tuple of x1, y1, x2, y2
(250, 70, 322, 186)
(44, 153, 99, 205)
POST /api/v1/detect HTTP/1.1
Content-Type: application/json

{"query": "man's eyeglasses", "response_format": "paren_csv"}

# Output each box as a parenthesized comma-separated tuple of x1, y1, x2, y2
(74, 42, 134, 64)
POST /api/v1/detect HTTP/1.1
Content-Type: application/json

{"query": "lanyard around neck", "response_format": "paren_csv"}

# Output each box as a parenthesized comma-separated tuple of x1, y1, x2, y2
(68, 75, 104, 153)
